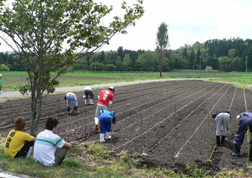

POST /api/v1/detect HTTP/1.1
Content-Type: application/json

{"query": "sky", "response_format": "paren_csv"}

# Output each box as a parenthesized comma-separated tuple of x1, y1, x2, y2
(99, 0, 252, 51)
(1, 0, 252, 52)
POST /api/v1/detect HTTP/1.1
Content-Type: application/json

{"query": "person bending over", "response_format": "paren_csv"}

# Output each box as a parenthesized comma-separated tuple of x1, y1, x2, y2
(94, 86, 115, 131)
(212, 110, 231, 146)
(232, 112, 252, 159)
(64, 92, 78, 114)
(99, 110, 116, 142)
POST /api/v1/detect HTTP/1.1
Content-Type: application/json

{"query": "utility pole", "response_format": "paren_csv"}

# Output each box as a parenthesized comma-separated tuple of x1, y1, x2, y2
(200, 56, 202, 70)
(246, 56, 248, 72)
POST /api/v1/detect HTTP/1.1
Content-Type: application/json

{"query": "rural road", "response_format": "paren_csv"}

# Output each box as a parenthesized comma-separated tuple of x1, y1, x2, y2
(0, 78, 204, 98)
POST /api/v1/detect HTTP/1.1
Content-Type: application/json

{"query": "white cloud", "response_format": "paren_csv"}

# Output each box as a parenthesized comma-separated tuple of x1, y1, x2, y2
(101, 0, 252, 51)
(1, 0, 252, 52)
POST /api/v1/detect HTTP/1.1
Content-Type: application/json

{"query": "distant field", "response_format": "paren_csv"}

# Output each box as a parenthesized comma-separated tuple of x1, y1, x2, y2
(0, 71, 252, 92)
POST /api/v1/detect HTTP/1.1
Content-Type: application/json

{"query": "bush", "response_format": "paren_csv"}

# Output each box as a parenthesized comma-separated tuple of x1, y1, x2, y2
(105, 64, 116, 71)
(0, 64, 9, 71)
(89, 62, 104, 71)
(205, 66, 213, 71)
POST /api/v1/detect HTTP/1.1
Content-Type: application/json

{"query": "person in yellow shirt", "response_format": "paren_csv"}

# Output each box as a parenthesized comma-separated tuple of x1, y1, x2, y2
(4, 117, 35, 158)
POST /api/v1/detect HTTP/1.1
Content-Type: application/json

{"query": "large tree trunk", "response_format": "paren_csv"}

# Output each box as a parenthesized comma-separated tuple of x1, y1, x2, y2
(29, 74, 43, 136)
(30, 85, 38, 136)
(159, 66, 163, 77)
(157, 49, 163, 77)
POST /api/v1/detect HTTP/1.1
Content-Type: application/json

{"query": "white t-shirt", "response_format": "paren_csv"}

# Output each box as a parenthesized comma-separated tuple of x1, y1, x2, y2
(33, 129, 65, 166)
(84, 86, 92, 91)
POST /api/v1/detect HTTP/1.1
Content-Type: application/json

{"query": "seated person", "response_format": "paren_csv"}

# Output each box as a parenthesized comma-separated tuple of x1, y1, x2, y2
(4, 117, 35, 158)
(33, 116, 72, 166)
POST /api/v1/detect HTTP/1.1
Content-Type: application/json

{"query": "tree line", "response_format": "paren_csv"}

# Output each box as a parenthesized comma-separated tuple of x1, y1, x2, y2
(1, 37, 252, 72)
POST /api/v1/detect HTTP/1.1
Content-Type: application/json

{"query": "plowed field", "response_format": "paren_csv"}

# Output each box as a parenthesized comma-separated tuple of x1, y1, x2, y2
(1, 80, 252, 176)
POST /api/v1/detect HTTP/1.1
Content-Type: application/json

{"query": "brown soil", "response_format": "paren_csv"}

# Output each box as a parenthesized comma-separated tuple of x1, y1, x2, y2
(1, 80, 252, 176)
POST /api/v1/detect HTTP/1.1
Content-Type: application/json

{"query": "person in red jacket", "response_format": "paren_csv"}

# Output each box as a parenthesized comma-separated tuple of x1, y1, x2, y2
(94, 86, 115, 131)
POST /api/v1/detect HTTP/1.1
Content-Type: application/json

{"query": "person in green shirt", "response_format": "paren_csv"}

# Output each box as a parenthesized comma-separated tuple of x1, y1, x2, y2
(0, 74, 2, 95)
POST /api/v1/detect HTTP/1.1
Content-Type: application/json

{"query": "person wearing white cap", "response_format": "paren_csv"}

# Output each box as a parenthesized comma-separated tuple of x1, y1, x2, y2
(83, 86, 94, 105)
(94, 86, 115, 131)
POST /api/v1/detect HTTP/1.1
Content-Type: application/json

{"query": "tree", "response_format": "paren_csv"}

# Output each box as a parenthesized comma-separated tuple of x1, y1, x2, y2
(189, 49, 195, 70)
(115, 56, 123, 71)
(0, 0, 144, 135)
(218, 56, 232, 71)
(117, 46, 125, 61)
(123, 54, 133, 71)
(156, 22, 169, 77)
(196, 48, 201, 69)
(231, 57, 241, 71)
(136, 51, 156, 71)
(0, 63, 9, 71)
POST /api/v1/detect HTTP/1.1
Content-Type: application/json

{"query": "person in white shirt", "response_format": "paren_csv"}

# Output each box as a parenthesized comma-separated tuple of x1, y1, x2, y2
(83, 86, 94, 105)
(64, 92, 78, 114)
(33, 117, 72, 166)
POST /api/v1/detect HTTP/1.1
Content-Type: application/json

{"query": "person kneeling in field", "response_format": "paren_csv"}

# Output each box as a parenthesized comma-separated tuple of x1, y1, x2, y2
(99, 110, 116, 142)
(33, 116, 72, 166)
(4, 117, 35, 158)
(232, 112, 252, 159)
(212, 110, 231, 146)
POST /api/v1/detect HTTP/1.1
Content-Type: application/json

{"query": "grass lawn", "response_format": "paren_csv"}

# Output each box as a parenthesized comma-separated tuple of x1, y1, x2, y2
(1, 71, 252, 92)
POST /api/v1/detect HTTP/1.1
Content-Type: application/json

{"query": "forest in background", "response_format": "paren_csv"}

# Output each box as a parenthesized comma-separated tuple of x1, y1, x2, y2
(1, 37, 252, 72)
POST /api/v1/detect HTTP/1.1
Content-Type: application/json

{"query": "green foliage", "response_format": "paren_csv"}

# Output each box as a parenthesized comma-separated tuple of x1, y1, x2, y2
(105, 64, 116, 71)
(85, 143, 110, 159)
(205, 66, 213, 71)
(218, 56, 233, 71)
(186, 164, 203, 178)
(136, 51, 156, 71)
(0, 64, 9, 71)
(0, 0, 144, 135)
(89, 62, 104, 71)
(156, 22, 169, 77)
(123, 54, 133, 71)
(19, 84, 30, 95)
(156, 22, 169, 50)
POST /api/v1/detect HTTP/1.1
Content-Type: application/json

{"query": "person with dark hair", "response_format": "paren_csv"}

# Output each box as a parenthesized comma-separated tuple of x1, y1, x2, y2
(232, 112, 252, 159)
(83, 86, 94, 105)
(4, 117, 35, 158)
(94, 86, 115, 131)
(99, 110, 116, 142)
(33, 116, 72, 166)
(64, 92, 78, 114)
(212, 110, 231, 146)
